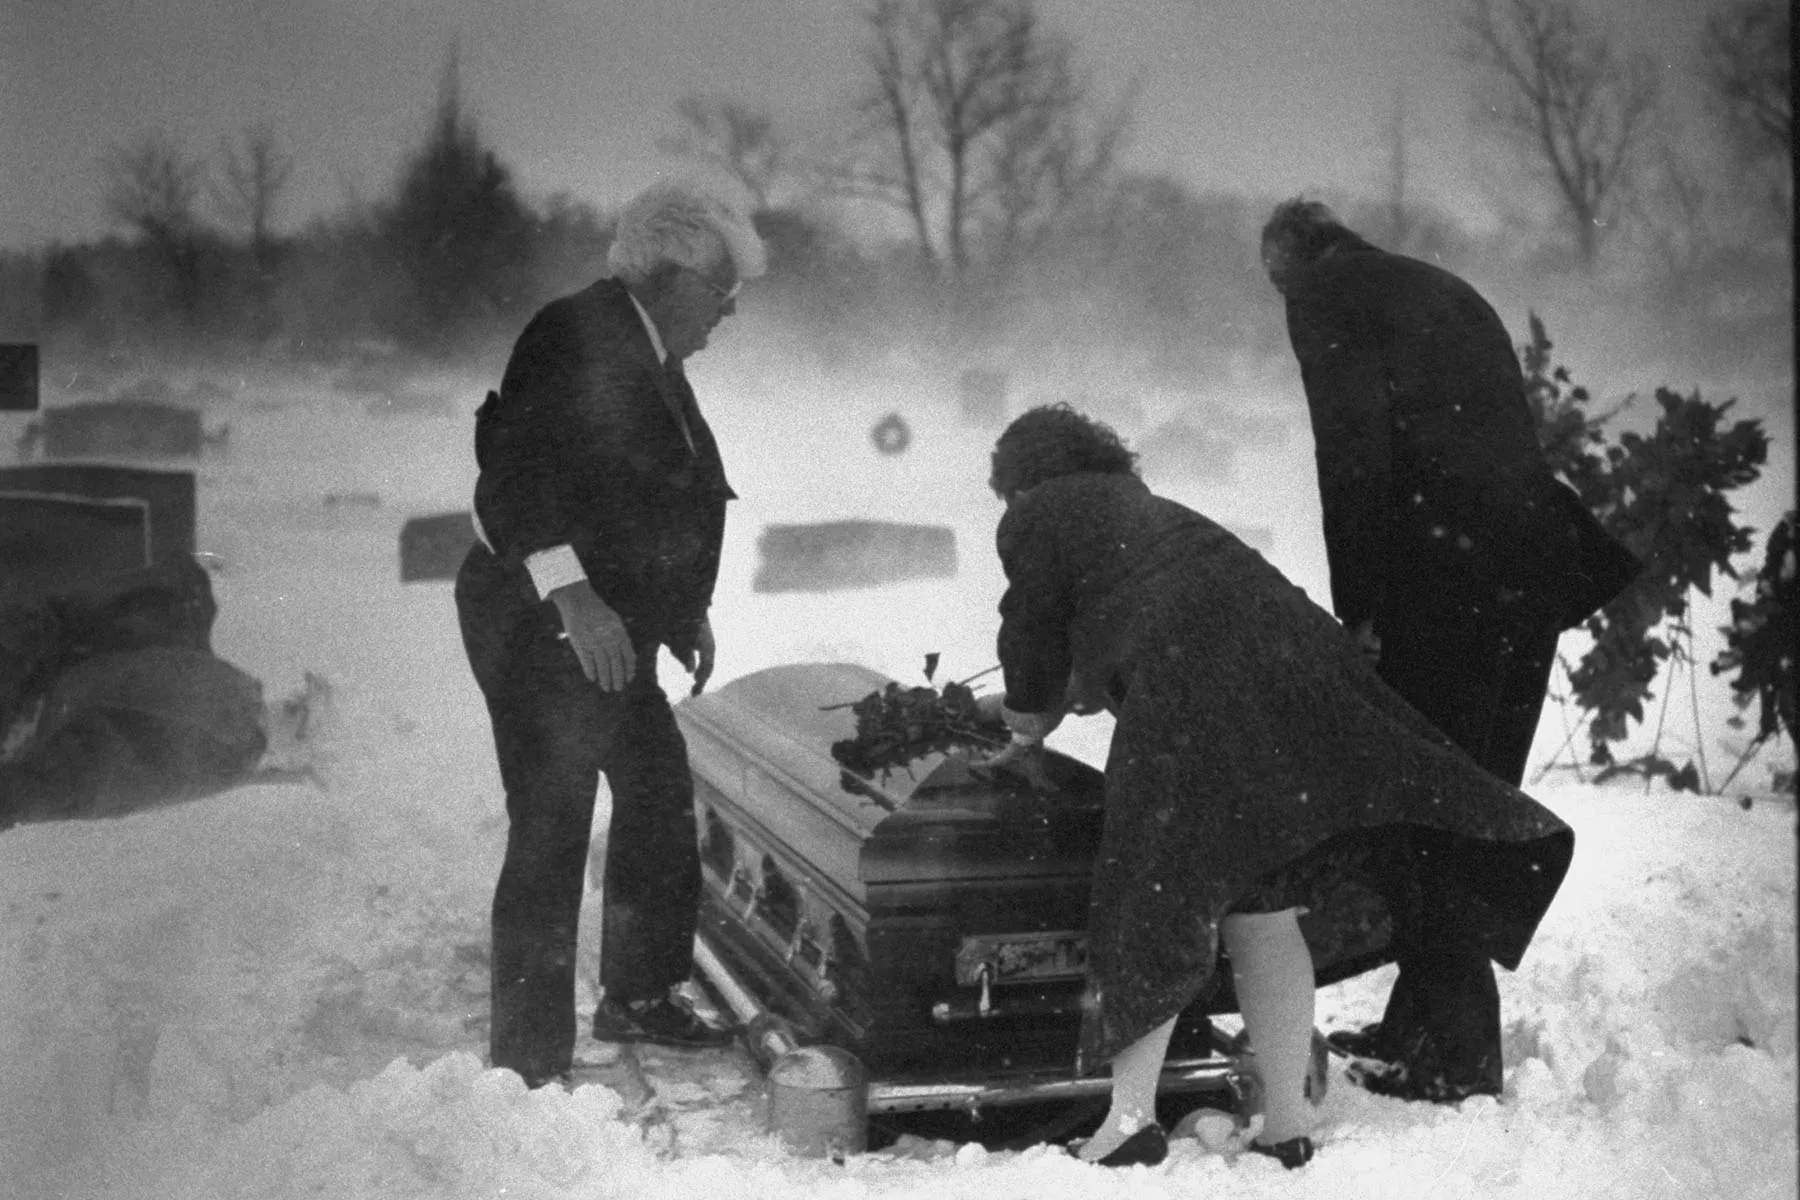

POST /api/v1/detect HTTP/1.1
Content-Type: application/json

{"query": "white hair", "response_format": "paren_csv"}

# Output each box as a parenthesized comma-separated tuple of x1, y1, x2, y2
(606, 179, 767, 285)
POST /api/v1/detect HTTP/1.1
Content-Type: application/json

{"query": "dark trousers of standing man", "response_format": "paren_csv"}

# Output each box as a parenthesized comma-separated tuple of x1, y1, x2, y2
(455, 544, 702, 1087)
(1366, 594, 1562, 1097)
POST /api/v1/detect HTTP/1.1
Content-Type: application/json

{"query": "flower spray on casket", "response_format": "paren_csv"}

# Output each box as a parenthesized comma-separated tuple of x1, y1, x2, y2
(826, 654, 1060, 792)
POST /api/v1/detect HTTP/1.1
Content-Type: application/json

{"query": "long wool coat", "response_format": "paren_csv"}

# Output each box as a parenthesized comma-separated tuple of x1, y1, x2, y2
(996, 473, 1576, 1073)
(1279, 230, 1638, 632)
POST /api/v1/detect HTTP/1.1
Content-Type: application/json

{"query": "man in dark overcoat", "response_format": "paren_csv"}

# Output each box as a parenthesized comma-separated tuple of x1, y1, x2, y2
(1262, 198, 1640, 1102)
(455, 181, 764, 1088)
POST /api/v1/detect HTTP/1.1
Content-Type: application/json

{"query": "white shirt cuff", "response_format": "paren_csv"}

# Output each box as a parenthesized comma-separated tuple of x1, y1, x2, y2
(525, 544, 587, 598)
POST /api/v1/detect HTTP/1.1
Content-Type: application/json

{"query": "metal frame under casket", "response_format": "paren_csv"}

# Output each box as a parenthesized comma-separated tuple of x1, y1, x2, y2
(675, 662, 1252, 1115)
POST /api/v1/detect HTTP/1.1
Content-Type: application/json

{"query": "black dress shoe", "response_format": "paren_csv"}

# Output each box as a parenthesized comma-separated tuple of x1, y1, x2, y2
(1325, 1021, 1391, 1060)
(1068, 1124, 1169, 1167)
(592, 996, 735, 1049)
(1247, 1135, 1315, 1169)
(1347, 1058, 1500, 1104)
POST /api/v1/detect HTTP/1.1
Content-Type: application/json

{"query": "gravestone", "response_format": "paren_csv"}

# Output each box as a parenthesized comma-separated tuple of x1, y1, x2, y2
(38, 400, 203, 459)
(0, 491, 150, 597)
(400, 511, 478, 582)
(0, 464, 195, 565)
(753, 521, 958, 594)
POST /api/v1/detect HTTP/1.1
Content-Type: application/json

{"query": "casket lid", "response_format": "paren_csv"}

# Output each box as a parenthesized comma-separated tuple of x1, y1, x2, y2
(677, 663, 1105, 892)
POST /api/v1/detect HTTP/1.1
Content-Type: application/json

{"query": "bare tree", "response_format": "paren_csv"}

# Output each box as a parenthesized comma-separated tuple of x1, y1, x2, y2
(1702, 0, 1791, 158)
(1462, 0, 1660, 263)
(104, 132, 207, 245)
(1630, 144, 1722, 287)
(1700, 0, 1791, 230)
(983, 55, 1134, 263)
(102, 132, 211, 318)
(839, 0, 1131, 275)
(657, 94, 797, 210)
(215, 123, 295, 272)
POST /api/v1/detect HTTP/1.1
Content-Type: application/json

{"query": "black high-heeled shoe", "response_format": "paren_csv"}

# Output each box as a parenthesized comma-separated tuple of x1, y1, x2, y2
(1067, 1124, 1169, 1167)
(1246, 1134, 1315, 1169)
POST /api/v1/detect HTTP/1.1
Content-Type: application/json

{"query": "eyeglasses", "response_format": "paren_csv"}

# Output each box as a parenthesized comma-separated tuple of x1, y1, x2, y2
(695, 272, 742, 303)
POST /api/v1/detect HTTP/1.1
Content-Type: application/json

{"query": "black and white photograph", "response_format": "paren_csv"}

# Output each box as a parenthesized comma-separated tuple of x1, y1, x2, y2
(0, 1, 1793, 1196)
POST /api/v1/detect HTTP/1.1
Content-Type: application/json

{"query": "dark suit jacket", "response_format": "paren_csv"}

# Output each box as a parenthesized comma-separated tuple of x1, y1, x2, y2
(470, 278, 735, 654)
(1281, 233, 1638, 630)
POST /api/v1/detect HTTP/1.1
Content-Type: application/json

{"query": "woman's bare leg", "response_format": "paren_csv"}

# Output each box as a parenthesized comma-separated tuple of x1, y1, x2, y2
(1221, 907, 1315, 1144)
(1078, 1014, 1177, 1162)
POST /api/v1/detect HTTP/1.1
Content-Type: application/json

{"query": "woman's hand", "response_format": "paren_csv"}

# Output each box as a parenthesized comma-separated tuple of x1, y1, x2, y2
(979, 734, 1059, 792)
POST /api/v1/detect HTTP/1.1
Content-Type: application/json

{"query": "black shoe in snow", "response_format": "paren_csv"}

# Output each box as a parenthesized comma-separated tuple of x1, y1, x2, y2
(1325, 1021, 1391, 1060)
(1068, 1124, 1169, 1167)
(1346, 1058, 1500, 1104)
(1247, 1134, 1316, 1169)
(592, 995, 735, 1049)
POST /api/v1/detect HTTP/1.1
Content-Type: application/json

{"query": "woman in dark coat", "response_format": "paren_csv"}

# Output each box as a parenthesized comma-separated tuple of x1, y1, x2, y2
(984, 405, 1575, 1168)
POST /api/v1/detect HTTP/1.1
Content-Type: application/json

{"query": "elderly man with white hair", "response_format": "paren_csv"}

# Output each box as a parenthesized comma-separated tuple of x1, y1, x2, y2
(455, 180, 766, 1088)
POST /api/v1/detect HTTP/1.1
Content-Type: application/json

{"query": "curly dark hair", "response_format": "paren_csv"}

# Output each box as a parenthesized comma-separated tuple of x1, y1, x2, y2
(989, 403, 1139, 499)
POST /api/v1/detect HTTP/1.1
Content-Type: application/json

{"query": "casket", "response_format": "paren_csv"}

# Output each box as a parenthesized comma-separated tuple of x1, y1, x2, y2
(677, 662, 1253, 1115)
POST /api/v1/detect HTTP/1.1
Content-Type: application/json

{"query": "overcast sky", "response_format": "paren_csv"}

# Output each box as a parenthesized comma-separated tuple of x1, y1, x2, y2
(1, 0, 1724, 250)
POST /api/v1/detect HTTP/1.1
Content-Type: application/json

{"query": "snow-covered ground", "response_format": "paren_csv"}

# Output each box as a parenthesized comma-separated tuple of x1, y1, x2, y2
(1, 338, 1793, 1199)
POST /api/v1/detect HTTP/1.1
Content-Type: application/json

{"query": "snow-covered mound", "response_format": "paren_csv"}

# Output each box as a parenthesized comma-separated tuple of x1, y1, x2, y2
(0, 360, 1791, 1199)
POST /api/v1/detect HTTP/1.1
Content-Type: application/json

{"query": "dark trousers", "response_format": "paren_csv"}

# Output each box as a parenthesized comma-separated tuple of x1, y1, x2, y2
(456, 546, 702, 1086)
(1378, 602, 1560, 788)
(1368, 600, 1562, 1090)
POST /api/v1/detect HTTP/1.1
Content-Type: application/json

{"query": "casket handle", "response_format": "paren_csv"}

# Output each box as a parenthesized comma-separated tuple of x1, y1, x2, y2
(728, 863, 759, 920)
(786, 916, 817, 966)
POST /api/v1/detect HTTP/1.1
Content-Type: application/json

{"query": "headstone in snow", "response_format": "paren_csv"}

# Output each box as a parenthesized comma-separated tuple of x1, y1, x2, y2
(0, 464, 196, 566)
(35, 399, 204, 459)
(400, 511, 477, 583)
(0, 491, 149, 598)
(752, 520, 957, 593)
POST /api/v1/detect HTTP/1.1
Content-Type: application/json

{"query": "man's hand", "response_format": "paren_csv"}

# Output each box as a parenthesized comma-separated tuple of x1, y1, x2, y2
(677, 618, 716, 697)
(1347, 617, 1382, 663)
(549, 581, 636, 691)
